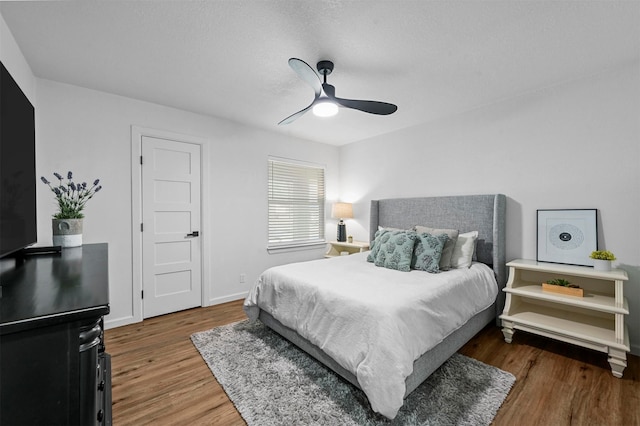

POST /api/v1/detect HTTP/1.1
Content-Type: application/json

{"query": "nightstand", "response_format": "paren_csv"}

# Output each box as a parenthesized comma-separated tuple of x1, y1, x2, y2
(500, 259, 629, 378)
(325, 241, 370, 258)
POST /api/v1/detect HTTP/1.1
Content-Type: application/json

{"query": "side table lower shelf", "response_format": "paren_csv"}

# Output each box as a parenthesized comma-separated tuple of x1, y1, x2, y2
(500, 303, 629, 378)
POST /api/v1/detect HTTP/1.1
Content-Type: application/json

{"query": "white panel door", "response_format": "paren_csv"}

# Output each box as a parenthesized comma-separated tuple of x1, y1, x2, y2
(142, 136, 201, 318)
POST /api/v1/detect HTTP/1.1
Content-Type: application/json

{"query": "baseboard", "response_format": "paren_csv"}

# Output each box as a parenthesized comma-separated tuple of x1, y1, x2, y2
(104, 293, 247, 330)
(208, 291, 248, 306)
(104, 315, 136, 330)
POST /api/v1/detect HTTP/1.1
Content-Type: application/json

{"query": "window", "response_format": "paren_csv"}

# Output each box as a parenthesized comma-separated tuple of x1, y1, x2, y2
(268, 157, 325, 249)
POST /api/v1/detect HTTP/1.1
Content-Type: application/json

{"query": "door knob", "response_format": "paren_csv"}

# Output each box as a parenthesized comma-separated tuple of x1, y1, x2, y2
(186, 231, 199, 237)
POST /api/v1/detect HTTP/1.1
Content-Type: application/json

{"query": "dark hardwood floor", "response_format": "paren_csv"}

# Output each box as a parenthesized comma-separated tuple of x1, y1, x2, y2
(105, 300, 639, 425)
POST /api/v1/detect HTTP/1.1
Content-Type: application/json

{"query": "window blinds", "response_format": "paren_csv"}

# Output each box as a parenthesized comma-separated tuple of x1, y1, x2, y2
(268, 158, 325, 248)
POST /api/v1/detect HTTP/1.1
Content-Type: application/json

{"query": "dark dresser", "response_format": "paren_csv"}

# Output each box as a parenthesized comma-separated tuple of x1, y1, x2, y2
(0, 243, 111, 425)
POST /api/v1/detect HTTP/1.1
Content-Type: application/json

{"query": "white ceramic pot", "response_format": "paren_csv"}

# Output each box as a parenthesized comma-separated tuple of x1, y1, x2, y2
(52, 218, 83, 248)
(592, 259, 612, 272)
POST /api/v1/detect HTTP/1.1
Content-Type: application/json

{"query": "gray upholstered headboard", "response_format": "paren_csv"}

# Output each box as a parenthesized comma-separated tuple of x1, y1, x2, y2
(369, 194, 507, 318)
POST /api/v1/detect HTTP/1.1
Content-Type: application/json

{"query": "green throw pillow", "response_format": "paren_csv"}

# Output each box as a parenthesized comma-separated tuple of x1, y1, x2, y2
(414, 226, 459, 271)
(367, 228, 390, 262)
(413, 233, 449, 273)
(374, 230, 417, 272)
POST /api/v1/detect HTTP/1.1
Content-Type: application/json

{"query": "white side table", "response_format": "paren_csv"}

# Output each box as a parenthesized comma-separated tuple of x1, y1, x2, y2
(500, 259, 629, 378)
(325, 241, 370, 258)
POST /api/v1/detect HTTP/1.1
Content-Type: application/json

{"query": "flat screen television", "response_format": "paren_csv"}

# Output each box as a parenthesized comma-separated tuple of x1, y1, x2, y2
(0, 61, 37, 258)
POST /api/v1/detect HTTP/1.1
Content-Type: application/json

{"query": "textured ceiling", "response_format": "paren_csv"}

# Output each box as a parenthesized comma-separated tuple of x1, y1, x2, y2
(1, 1, 638, 146)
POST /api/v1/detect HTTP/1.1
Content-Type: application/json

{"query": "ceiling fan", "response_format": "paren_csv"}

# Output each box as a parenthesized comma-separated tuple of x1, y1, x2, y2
(278, 58, 398, 125)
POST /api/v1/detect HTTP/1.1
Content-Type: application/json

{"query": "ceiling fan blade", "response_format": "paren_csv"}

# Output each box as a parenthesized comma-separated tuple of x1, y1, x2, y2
(288, 58, 322, 97)
(322, 83, 397, 115)
(278, 101, 315, 125)
(333, 97, 398, 115)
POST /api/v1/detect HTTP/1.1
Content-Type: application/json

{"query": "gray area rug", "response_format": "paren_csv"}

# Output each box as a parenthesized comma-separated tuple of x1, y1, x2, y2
(191, 320, 515, 425)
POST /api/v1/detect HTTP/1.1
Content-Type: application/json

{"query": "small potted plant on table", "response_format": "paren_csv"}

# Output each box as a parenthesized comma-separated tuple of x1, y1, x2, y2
(590, 250, 616, 272)
(41, 171, 102, 248)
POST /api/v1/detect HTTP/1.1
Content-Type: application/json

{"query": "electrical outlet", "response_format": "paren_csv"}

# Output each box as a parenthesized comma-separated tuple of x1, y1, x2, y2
(239, 273, 246, 283)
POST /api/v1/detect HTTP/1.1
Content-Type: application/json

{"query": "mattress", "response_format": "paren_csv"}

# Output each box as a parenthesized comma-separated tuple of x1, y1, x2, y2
(243, 252, 498, 419)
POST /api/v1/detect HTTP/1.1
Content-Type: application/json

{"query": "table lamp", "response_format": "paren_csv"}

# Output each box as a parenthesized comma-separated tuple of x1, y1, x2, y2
(331, 202, 353, 242)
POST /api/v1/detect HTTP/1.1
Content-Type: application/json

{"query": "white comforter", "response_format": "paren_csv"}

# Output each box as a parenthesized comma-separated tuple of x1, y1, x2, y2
(243, 252, 498, 419)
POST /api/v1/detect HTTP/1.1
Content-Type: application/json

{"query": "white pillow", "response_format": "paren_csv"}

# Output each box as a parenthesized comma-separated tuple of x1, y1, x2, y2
(450, 231, 479, 269)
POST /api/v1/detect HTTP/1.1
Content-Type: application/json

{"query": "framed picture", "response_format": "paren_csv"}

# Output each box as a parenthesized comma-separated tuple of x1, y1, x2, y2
(537, 209, 597, 266)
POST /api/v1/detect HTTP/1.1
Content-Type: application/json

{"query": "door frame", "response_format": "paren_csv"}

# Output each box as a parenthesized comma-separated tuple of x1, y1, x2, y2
(131, 125, 210, 324)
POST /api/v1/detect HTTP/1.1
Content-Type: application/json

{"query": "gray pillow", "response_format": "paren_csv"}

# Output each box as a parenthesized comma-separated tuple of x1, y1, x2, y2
(374, 230, 417, 272)
(414, 226, 459, 271)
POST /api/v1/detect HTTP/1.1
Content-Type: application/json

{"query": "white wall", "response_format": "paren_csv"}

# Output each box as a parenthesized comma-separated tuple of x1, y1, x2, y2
(35, 79, 340, 328)
(339, 61, 640, 354)
(0, 12, 35, 103)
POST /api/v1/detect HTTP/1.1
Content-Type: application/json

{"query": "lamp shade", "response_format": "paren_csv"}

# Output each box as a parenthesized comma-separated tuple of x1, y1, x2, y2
(331, 202, 353, 219)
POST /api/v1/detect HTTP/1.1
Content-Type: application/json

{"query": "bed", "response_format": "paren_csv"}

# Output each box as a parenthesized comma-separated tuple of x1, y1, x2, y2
(244, 194, 506, 419)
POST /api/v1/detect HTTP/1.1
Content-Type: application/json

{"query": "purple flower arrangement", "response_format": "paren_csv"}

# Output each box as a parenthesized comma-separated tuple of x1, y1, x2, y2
(41, 171, 103, 219)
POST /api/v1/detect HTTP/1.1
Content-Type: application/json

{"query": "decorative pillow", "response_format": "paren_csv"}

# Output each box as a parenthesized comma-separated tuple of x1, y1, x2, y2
(367, 228, 390, 262)
(413, 232, 449, 273)
(368, 226, 410, 262)
(450, 231, 479, 269)
(414, 226, 459, 271)
(374, 230, 417, 272)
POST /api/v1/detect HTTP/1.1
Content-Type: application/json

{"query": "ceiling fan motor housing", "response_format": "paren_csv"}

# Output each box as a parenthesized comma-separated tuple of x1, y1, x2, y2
(316, 60, 334, 75)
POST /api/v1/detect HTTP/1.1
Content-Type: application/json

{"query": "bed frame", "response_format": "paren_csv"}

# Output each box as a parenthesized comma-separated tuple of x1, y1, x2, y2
(259, 194, 506, 399)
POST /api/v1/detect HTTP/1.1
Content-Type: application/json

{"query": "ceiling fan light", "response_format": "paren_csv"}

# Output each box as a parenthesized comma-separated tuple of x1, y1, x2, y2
(312, 100, 339, 117)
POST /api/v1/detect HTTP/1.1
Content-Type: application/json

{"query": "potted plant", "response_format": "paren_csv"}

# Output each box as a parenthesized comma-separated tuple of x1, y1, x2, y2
(542, 278, 583, 297)
(41, 171, 102, 248)
(590, 250, 616, 272)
